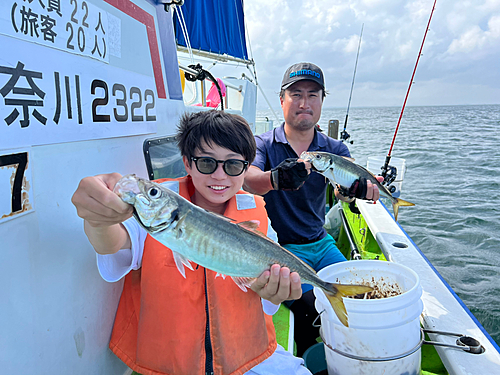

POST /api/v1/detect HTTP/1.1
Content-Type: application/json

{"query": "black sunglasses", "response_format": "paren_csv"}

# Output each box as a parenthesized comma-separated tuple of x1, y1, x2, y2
(191, 156, 249, 177)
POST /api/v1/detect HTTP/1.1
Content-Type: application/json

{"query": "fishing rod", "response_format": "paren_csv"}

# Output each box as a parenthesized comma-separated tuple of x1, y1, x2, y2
(381, 0, 437, 184)
(340, 24, 364, 144)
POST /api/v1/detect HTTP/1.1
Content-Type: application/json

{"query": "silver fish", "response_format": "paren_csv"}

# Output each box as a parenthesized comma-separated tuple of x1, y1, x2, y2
(300, 151, 414, 220)
(114, 174, 373, 327)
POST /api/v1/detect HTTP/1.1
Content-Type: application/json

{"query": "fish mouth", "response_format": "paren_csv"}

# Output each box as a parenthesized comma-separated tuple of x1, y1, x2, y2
(300, 152, 327, 172)
(309, 162, 330, 174)
(132, 207, 177, 234)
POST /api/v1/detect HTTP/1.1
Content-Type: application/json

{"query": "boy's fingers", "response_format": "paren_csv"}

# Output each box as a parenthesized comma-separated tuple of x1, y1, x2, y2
(265, 264, 281, 296)
(288, 272, 302, 300)
(252, 270, 270, 290)
(275, 267, 291, 300)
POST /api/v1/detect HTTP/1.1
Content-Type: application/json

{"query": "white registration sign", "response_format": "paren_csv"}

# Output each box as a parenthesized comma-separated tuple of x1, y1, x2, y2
(0, 35, 157, 150)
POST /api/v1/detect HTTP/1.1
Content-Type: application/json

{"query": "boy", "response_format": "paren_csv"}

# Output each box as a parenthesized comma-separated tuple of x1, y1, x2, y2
(71, 110, 311, 375)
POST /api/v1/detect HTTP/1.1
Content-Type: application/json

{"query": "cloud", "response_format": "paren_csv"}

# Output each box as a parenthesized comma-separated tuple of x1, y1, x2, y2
(447, 15, 500, 54)
(240, 0, 500, 108)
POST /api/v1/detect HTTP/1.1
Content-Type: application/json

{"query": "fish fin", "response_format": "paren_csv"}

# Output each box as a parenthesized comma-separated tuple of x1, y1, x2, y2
(325, 292, 349, 327)
(203, 208, 235, 222)
(174, 210, 191, 239)
(340, 156, 356, 162)
(236, 221, 276, 245)
(324, 283, 374, 327)
(172, 250, 194, 278)
(231, 276, 256, 292)
(392, 197, 415, 221)
(234, 221, 279, 244)
(215, 273, 227, 280)
(237, 220, 260, 231)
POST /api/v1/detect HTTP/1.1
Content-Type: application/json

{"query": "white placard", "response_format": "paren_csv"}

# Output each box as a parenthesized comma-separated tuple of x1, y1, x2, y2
(0, 35, 157, 150)
(0, 0, 109, 63)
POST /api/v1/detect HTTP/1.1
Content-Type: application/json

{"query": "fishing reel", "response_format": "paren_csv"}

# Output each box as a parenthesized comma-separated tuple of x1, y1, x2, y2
(340, 130, 353, 144)
(380, 165, 398, 194)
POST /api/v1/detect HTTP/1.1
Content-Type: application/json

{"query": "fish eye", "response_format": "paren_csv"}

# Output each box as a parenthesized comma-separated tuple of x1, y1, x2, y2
(315, 154, 321, 159)
(148, 187, 160, 198)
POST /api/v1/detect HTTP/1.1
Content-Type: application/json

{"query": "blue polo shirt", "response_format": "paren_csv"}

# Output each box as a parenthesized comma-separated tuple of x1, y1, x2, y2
(253, 123, 350, 245)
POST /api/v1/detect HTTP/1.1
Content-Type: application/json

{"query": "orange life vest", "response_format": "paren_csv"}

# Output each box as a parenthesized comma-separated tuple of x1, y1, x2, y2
(109, 176, 277, 375)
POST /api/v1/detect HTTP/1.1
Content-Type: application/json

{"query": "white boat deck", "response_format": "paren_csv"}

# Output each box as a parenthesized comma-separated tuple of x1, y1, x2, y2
(356, 199, 500, 374)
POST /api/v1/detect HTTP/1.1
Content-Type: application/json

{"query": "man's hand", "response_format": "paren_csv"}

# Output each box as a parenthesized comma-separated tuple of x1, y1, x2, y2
(335, 176, 384, 202)
(270, 158, 310, 190)
(250, 264, 302, 305)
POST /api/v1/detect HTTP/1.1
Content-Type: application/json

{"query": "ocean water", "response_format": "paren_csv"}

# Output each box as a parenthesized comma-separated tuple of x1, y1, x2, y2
(257, 104, 500, 346)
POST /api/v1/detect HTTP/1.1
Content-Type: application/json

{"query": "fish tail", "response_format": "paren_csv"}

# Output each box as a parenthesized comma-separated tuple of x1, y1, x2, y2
(392, 198, 415, 221)
(323, 283, 374, 327)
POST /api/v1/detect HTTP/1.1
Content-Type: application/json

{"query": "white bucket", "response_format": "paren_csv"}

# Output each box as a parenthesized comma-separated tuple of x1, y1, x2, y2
(313, 260, 423, 375)
(366, 156, 406, 198)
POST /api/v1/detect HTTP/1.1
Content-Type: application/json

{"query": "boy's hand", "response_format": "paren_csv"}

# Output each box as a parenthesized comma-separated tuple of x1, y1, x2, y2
(251, 264, 302, 305)
(72, 173, 133, 227)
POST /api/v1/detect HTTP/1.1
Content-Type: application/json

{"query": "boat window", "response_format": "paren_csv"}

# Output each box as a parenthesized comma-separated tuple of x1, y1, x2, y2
(143, 136, 186, 180)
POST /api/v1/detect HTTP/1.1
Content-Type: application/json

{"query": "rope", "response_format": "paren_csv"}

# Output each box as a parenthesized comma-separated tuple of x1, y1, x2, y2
(175, 5, 194, 63)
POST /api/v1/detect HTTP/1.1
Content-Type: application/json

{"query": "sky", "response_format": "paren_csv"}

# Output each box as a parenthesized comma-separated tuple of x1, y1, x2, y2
(235, 0, 500, 110)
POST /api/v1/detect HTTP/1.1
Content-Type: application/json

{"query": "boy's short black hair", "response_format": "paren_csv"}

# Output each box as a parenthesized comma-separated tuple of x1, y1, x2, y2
(176, 110, 256, 165)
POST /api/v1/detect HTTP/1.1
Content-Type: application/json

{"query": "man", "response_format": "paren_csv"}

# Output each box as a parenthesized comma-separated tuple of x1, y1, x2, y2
(243, 62, 381, 356)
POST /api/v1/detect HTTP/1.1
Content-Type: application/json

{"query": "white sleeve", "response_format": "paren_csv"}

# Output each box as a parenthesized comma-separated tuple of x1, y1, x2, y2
(96, 217, 147, 282)
(266, 217, 278, 243)
(260, 218, 281, 315)
(262, 299, 281, 315)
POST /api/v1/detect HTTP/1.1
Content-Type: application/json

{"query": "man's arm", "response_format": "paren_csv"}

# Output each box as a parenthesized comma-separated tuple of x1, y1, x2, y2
(243, 166, 274, 195)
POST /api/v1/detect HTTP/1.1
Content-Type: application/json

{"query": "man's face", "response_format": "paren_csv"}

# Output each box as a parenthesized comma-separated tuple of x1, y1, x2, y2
(280, 80, 323, 131)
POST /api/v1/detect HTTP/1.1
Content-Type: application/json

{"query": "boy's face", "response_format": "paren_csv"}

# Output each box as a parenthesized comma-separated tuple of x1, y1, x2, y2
(183, 141, 248, 213)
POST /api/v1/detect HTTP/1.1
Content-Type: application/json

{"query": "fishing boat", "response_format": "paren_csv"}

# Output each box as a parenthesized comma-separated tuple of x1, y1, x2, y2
(1, 0, 499, 374)
(0, 0, 263, 373)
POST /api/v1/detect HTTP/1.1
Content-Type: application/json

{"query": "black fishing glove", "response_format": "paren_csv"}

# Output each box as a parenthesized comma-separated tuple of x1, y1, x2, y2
(337, 177, 369, 199)
(270, 158, 309, 191)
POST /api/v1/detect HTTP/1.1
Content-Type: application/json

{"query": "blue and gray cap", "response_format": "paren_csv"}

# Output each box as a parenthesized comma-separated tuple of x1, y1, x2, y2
(281, 62, 325, 91)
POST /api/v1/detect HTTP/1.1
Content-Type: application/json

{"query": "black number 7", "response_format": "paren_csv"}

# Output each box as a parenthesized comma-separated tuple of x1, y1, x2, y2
(0, 152, 28, 213)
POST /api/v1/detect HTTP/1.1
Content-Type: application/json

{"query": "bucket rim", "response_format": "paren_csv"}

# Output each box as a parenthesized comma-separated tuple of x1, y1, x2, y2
(316, 260, 421, 305)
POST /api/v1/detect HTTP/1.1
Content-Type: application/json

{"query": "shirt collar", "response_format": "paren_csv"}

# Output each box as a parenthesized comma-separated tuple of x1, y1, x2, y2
(274, 122, 328, 149)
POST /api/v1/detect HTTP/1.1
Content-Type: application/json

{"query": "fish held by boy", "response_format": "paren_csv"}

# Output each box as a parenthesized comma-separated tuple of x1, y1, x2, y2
(301, 151, 414, 220)
(114, 174, 372, 327)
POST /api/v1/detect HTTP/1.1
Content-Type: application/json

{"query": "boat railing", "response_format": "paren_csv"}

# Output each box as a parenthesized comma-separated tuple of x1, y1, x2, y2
(255, 117, 274, 135)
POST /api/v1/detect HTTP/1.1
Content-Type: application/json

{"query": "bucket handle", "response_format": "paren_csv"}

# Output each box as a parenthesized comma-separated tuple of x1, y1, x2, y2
(422, 329, 484, 354)
(312, 309, 325, 328)
(320, 328, 424, 362)
(319, 328, 484, 362)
